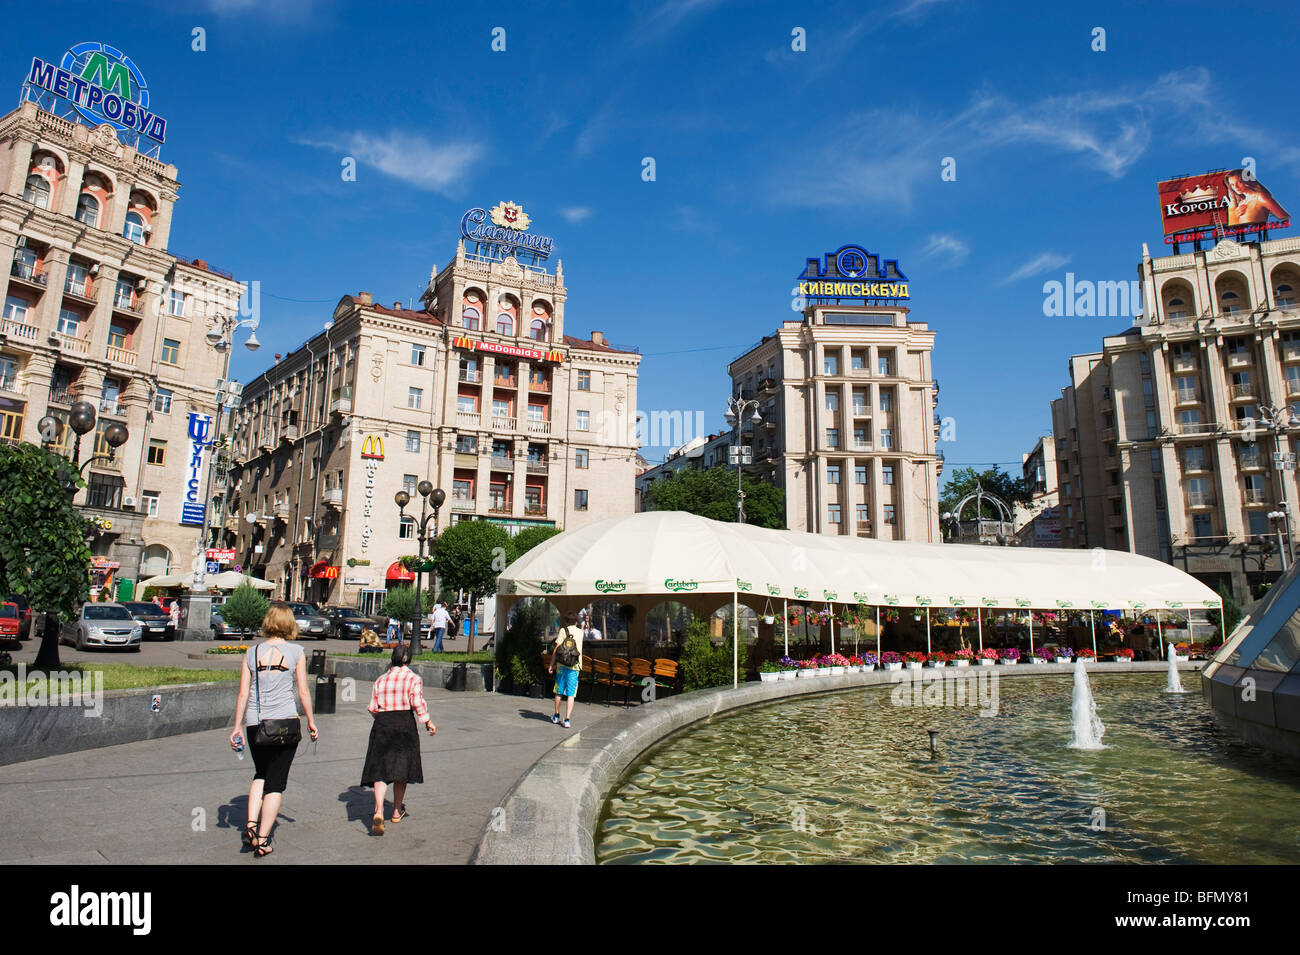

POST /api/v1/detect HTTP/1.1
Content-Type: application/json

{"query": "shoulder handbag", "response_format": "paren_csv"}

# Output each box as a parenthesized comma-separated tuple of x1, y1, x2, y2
(250, 644, 302, 747)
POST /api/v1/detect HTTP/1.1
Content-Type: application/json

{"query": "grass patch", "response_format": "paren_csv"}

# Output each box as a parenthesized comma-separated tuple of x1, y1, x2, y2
(0, 663, 241, 691)
(337, 650, 494, 664)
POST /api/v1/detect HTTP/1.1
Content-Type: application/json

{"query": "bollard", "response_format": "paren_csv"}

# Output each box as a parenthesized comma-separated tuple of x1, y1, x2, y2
(315, 674, 337, 714)
(309, 649, 327, 675)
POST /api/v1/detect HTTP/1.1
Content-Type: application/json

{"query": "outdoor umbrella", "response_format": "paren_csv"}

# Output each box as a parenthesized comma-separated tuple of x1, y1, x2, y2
(207, 571, 276, 591)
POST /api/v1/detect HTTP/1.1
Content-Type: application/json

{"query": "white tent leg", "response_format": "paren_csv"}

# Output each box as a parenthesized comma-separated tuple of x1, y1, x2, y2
(1219, 600, 1226, 644)
(1029, 613, 1035, 657)
(876, 606, 881, 660)
(830, 612, 835, 656)
(925, 608, 931, 655)
(733, 591, 739, 688)
(1089, 610, 1097, 658)
(1158, 613, 1164, 658)
(783, 598, 788, 657)
(977, 611, 983, 652)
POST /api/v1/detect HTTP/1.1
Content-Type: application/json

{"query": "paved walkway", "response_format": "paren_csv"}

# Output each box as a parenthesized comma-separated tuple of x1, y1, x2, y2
(0, 683, 620, 865)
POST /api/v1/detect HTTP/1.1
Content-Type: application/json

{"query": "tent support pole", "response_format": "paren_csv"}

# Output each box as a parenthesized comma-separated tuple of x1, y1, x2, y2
(1089, 610, 1097, 658)
(783, 598, 788, 657)
(977, 611, 983, 652)
(830, 610, 835, 657)
(1158, 612, 1164, 658)
(733, 591, 739, 689)
(925, 608, 931, 655)
(1029, 612, 1035, 657)
(1219, 600, 1226, 644)
(876, 606, 881, 660)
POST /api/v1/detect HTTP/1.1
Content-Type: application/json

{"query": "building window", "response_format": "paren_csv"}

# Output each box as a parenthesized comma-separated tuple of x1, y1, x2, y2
(825, 392, 839, 412)
(457, 395, 477, 414)
(576, 370, 592, 391)
(574, 489, 588, 511)
(855, 465, 867, 485)
(496, 314, 514, 336)
(530, 319, 547, 341)
(823, 354, 839, 376)
(491, 398, 511, 420)
(527, 403, 546, 422)
(403, 474, 418, 495)
(877, 354, 893, 376)
(142, 491, 159, 517)
(87, 474, 123, 509)
(882, 466, 894, 485)
(879, 391, 892, 413)
(406, 430, 420, 453)
(851, 350, 867, 371)
(23, 174, 51, 208)
(856, 505, 869, 525)
(828, 504, 841, 524)
(826, 465, 840, 484)
(456, 434, 477, 454)
(576, 410, 590, 431)
(1192, 513, 1212, 539)
(0, 356, 16, 392)
(1248, 510, 1270, 537)
(883, 505, 896, 525)
(160, 338, 181, 365)
(576, 449, 589, 469)
(168, 290, 186, 316)
(123, 212, 146, 244)
(57, 309, 81, 336)
(853, 427, 867, 448)
(1277, 284, 1296, 308)
(147, 440, 166, 466)
(408, 387, 423, 410)
(1183, 446, 1205, 472)
(154, 388, 173, 414)
(75, 194, 100, 228)
(411, 344, 425, 366)
(461, 306, 481, 330)
(399, 516, 416, 539)
(108, 324, 128, 350)
(880, 429, 894, 450)
(453, 479, 473, 503)
(1240, 444, 1261, 469)
(491, 440, 511, 461)
(826, 428, 839, 448)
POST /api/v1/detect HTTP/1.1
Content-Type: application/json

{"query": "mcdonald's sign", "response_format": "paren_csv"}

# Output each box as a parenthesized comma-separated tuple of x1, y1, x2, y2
(452, 336, 564, 364)
(360, 435, 385, 460)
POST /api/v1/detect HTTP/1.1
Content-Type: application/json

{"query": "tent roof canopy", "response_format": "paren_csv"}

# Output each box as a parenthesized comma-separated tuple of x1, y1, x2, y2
(499, 511, 1221, 612)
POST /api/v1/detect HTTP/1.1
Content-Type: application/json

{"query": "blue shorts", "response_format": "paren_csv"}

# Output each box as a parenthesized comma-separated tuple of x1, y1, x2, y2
(554, 667, 579, 698)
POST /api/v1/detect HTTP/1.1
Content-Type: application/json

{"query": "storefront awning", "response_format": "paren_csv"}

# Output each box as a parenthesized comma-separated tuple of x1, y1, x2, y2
(310, 561, 339, 579)
(385, 561, 415, 582)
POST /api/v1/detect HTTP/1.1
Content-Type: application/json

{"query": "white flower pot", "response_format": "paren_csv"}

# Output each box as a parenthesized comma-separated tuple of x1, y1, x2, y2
(830, 666, 845, 676)
(1174, 654, 1189, 663)
(1113, 657, 1132, 663)
(884, 662, 902, 671)
(999, 658, 1018, 665)
(979, 658, 995, 666)
(928, 661, 945, 668)
(797, 668, 816, 678)
(862, 664, 876, 672)
(1031, 657, 1046, 664)
(779, 670, 797, 681)
(906, 662, 923, 670)
(1055, 657, 1073, 664)
(954, 659, 970, 667)
(760, 671, 779, 683)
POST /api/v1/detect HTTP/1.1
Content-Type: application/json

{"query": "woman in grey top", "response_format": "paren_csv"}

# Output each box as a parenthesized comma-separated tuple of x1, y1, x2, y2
(229, 603, 318, 857)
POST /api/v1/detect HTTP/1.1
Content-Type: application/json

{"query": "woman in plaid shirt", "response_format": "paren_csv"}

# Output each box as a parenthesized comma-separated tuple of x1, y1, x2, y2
(362, 644, 436, 835)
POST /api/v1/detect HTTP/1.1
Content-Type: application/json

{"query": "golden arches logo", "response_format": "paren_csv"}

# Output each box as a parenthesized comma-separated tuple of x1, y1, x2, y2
(361, 435, 385, 460)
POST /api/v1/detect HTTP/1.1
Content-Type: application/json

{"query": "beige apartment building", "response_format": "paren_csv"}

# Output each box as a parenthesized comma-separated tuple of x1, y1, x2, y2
(1014, 435, 1060, 546)
(0, 100, 244, 594)
(224, 242, 641, 606)
(1052, 235, 1300, 602)
(725, 302, 942, 540)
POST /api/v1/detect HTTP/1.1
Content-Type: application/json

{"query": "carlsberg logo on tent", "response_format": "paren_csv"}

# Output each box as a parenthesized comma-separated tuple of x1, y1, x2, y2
(794, 587, 809, 599)
(538, 582, 562, 593)
(736, 579, 752, 592)
(595, 579, 627, 593)
(664, 578, 699, 592)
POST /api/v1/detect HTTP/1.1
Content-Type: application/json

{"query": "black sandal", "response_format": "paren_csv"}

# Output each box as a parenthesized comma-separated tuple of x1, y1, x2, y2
(254, 835, 274, 858)
(243, 824, 258, 848)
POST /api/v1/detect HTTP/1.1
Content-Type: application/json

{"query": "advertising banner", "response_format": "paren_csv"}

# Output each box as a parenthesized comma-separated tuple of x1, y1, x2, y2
(1158, 170, 1289, 241)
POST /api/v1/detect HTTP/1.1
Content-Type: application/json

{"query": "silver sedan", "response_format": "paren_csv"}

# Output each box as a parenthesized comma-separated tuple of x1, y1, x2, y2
(62, 603, 143, 651)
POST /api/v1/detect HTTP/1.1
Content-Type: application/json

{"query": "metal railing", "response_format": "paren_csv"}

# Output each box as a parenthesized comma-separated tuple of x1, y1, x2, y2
(10, 261, 47, 285)
(105, 344, 138, 366)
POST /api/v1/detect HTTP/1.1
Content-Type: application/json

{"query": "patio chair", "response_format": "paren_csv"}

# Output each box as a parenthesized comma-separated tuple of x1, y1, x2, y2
(588, 656, 613, 704)
(628, 658, 654, 705)
(653, 658, 680, 697)
(610, 657, 633, 707)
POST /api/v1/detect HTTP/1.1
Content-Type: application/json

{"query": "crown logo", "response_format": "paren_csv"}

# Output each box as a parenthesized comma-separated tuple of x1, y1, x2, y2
(489, 200, 531, 231)
(1179, 186, 1216, 202)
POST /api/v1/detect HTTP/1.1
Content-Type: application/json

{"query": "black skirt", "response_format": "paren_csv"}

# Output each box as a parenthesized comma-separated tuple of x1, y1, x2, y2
(361, 710, 424, 786)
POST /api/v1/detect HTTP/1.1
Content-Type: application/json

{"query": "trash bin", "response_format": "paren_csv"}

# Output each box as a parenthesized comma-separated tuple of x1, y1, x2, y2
(309, 649, 327, 675)
(315, 674, 336, 714)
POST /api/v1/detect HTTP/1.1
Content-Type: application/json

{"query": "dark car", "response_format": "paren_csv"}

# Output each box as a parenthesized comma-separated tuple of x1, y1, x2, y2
(286, 602, 331, 640)
(122, 601, 175, 641)
(321, 605, 383, 640)
(211, 608, 257, 640)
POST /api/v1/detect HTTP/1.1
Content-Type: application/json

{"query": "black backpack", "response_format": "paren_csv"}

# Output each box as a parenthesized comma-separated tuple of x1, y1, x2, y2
(555, 628, 580, 668)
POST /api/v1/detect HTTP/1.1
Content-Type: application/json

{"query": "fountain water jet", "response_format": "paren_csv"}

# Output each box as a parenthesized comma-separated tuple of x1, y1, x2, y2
(1068, 659, 1107, 750)
(1163, 643, 1188, 694)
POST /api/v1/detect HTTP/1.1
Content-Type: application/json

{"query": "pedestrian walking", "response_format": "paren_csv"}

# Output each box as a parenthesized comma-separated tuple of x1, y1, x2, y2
(230, 603, 318, 858)
(362, 643, 436, 835)
(386, 615, 402, 643)
(430, 601, 451, 653)
(548, 610, 584, 729)
(168, 601, 180, 633)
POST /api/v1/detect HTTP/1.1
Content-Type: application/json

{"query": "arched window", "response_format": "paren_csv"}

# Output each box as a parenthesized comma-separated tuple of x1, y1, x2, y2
(76, 193, 100, 228)
(1276, 284, 1296, 308)
(24, 174, 50, 209)
(1221, 290, 1242, 314)
(496, 313, 514, 336)
(123, 211, 145, 244)
(140, 544, 172, 578)
(462, 306, 481, 330)
(1167, 296, 1187, 320)
(530, 318, 547, 341)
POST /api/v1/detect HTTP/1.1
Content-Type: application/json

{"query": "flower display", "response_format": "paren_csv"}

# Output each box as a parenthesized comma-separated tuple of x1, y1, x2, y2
(778, 656, 798, 670)
(861, 652, 879, 666)
(1077, 647, 1096, 658)
(759, 660, 782, 673)
(1055, 646, 1075, 659)
(1114, 648, 1135, 659)
(953, 648, 975, 660)
(800, 658, 820, 669)
(903, 651, 927, 664)
(999, 647, 1021, 660)
(977, 648, 998, 660)
(1035, 647, 1053, 660)
(880, 651, 902, 664)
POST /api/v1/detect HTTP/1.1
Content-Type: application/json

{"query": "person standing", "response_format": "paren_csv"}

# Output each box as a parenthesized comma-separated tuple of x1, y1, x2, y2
(386, 615, 402, 644)
(548, 610, 584, 729)
(229, 603, 318, 857)
(168, 600, 180, 634)
(582, 611, 602, 641)
(430, 602, 451, 653)
(362, 643, 436, 835)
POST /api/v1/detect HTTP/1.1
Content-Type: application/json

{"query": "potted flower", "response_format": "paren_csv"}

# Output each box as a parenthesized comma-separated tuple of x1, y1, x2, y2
(999, 647, 1020, 665)
(880, 651, 903, 671)
(1112, 648, 1134, 663)
(904, 651, 926, 670)
(826, 653, 849, 676)
(1054, 646, 1075, 663)
(1173, 642, 1191, 663)
(846, 654, 863, 673)
(797, 658, 819, 678)
(1032, 647, 1052, 664)
(759, 660, 782, 683)
(778, 656, 799, 680)
(953, 648, 974, 667)
(1077, 647, 1095, 660)
(977, 647, 998, 666)
(927, 651, 949, 668)
(882, 609, 900, 624)
(861, 652, 878, 672)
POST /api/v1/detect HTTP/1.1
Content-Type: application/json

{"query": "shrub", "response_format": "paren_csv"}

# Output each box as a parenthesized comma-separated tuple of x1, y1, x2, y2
(1207, 583, 1244, 640)
(679, 619, 736, 691)
(220, 582, 269, 635)
(496, 600, 550, 690)
(379, 586, 432, 622)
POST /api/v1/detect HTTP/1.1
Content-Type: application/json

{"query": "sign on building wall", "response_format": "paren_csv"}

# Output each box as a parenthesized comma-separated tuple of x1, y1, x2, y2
(1034, 506, 1062, 547)
(181, 412, 212, 526)
(452, 336, 564, 363)
(460, 200, 554, 263)
(797, 245, 910, 303)
(1157, 170, 1289, 243)
(21, 41, 168, 156)
(360, 434, 385, 460)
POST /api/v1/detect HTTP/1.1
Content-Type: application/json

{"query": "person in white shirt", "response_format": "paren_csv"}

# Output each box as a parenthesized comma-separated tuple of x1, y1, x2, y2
(581, 611, 602, 641)
(430, 602, 452, 653)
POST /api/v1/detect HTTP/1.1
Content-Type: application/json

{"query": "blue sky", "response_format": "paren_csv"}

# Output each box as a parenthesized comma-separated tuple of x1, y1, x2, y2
(9, 0, 1300, 476)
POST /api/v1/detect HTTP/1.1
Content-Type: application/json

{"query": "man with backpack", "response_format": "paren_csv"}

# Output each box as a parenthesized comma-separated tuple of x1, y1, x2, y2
(548, 610, 584, 729)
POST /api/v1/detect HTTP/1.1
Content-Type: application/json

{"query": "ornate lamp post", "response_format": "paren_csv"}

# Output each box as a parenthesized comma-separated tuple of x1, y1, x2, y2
(395, 481, 446, 655)
(40, 400, 129, 493)
(724, 396, 762, 523)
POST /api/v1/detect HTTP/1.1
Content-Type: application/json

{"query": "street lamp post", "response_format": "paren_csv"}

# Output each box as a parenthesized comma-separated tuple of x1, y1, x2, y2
(724, 396, 762, 523)
(1259, 405, 1296, 566)
(395, 482, 446, 655)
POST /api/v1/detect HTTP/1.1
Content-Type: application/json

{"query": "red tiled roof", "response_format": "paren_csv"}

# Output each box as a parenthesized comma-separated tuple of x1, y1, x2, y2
(562, 333, 639, 355)
(369, 303, 445, 325)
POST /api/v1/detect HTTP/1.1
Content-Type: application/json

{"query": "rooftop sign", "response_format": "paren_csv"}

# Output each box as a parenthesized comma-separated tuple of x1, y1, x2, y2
(1157, 169, 1289, 243)
(460, 201, 554, 263)
(797, 245, 909, 303)
(21, 42, 166, 156)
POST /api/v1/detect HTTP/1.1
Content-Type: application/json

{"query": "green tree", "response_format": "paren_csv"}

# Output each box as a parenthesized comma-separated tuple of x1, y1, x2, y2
(939, 466, 1034, 520)
(433, 519, 512, 652)
(644, 466, 786, 529)
(0, 443, 92, 623)
(1207, 582, 1245, 643)
(678, 618, 744, 691)
(379, 585, 432, 621)
(495, 598, 550, 690)
(220, 581, 270, 636)
(507, 525, 562, 564)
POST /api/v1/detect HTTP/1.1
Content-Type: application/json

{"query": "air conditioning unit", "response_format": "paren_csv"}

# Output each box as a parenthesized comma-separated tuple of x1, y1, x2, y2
(48, 332, 60, 345)
(135, 279, 147, 291)
(89, 263, 100, 276)
(123, 496, 136, 509)
(15, 236, 26, 248)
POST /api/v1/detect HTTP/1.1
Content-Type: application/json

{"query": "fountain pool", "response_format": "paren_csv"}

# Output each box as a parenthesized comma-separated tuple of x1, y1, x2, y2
(596, 674, 1300, 864)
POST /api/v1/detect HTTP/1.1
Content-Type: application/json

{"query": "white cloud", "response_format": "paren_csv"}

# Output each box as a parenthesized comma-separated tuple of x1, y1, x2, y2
(295, 131, 481, 194)
(637, 0, 727, 44)
(1000, 252, 1070, 286)
(920, 234, 970, 267)
(560, 207, 593, 224)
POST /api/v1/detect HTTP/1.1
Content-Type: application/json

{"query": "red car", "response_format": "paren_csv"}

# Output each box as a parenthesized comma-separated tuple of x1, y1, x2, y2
(0, 602, 21, 649)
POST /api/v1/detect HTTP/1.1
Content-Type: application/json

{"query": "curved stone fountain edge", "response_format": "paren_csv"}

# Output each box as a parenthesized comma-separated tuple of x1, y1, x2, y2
(468, 660, 1201, 865)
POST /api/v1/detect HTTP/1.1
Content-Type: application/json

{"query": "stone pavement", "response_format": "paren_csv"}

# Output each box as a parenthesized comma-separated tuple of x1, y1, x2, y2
(0, 682, 621, 865)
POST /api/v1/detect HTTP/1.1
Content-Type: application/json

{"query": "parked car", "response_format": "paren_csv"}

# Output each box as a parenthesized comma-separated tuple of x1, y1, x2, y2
(122, 601, 175, 641)
(61, 603, 142, 651)
(321, 605, 384, 640)
(286, 602, 331, 640)
(0, 603, 22, 650)
(0, 593, 31, 637)
(210, 609, 256, 641)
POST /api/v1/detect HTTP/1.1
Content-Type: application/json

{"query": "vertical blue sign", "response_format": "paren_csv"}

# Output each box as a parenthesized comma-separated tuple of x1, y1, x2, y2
(181, 411, 212, 526)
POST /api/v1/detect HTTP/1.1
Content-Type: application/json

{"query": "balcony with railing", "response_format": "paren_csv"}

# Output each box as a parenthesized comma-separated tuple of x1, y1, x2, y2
(488, 499, 512, 515)
(1229, 382, 1258, 401)
(1242, 487, 1270, 505)
(322, 487, 343, 508)
(491, 415, 517, 431)
(1174, 389, 1201, 408)
(457, 411, 481, 428)
(1, 317, 38, 342)
(525, 418, 551, 435)
(1186, 491, 1216, 509)
(526, 458, 548, 474)
(1283, 342, 1300, 363)
(60, 334, 91, 355)
(1226, 350, 1253, 368)
(98, 398, 125, 416)
(524, 503, 547, 517)
(1178, 421, 1219, 435)
(273, 502, 290, 521)
(10, 259, 47, 289)
(105, 344, 138, 367)
(1171, 355, 1198, 372)
(459, 368, 482, 383)
(0, 408, 23, 446)
(1287, 376, 1300, 398)
(493, 374, 517, 389)
(63, 275, 96, 305)
(489, 453, 513, 470)
(527, 376, 550, 392)
(330, 385, 353, 415)
(111, 289, 145, 315)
